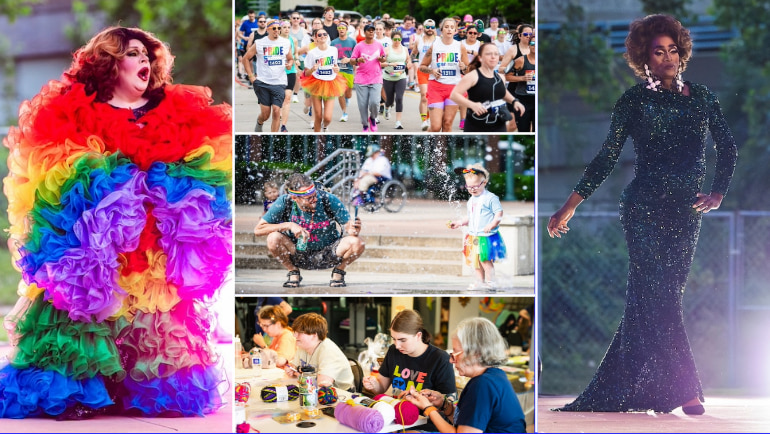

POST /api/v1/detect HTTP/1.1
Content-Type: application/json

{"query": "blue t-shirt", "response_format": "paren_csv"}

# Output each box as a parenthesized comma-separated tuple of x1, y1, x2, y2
(262, 192, 350, 251)
(240, 20, 260, 40)
(330, 37, 357, 73)
(455, 367, 526, 433)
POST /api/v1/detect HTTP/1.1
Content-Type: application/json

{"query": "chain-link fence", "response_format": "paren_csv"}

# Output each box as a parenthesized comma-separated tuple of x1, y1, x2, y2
(538, 211, 770, 395)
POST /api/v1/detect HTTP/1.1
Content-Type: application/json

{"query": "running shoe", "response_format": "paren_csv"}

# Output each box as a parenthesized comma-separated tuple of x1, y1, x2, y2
(421, 120, 430, 131)
(369, 117, 378, 133)
(280, 125, 288, 132)
(395, 121, 404, 129)
(255, 120, 263, 132)
(340, 112, 349, 122)
(292, 94, 299, 103)
(384, 107, 391, 120)
(379, 104, 385, 115)
(363, 125, 369, 132)
(459, 119, 465, 130)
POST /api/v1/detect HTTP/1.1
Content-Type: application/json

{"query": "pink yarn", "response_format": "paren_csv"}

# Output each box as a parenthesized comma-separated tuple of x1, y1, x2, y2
(335, 401, 385, 432)
(373, 394, 420, 425)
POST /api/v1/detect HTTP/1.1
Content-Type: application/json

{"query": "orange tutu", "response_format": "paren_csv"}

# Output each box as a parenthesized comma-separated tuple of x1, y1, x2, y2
(300, 74, 347, 100)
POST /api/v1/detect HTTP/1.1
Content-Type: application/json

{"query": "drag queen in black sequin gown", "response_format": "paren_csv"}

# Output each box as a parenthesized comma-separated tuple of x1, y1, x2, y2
(547, 15, 737, 414)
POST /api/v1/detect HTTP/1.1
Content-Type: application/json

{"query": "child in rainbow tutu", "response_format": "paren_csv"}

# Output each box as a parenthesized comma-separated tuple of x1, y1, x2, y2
(448, 163, 507, 288)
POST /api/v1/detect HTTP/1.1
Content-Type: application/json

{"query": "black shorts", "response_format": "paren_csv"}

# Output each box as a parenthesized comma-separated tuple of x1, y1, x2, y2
(254, 81, 286, 107)
(290, 238, 342, 270)
(286, 72, 297, 91)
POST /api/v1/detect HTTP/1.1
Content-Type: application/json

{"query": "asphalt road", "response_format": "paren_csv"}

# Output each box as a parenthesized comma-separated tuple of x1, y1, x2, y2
(233, 75, 464, 134)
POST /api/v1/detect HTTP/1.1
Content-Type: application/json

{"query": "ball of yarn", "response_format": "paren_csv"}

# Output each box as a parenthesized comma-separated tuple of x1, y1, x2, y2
(354, 396, 396, 425)
(375, 394, 420, 425)
(260, 384, 300, 402)
(317, 386, 338, 405)
(335, 401, 385, 432)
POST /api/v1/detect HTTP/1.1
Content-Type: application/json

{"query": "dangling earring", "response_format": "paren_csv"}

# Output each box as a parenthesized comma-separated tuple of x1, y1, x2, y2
(675, 65, 684, 93)
(644, 64, 660, 92)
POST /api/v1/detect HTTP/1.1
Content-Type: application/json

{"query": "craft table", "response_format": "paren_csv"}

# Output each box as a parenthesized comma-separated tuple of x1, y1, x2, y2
(234, 367, 426, 433)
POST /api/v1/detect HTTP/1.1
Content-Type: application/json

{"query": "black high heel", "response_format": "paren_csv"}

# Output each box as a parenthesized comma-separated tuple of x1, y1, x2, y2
(682, 404, 705, 415)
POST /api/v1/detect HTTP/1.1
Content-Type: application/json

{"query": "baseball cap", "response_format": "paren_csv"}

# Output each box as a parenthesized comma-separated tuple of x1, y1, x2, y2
(490, 17, 499, 22)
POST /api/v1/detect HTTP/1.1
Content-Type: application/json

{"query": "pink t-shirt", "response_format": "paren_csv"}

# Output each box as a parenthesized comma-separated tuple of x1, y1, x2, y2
(351, 40, 385, 85)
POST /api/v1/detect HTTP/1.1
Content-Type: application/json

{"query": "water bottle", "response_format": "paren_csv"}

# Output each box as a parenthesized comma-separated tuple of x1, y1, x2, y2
(250, 348, 262, 375)
(296, 233, 308, 252)
(298, 366, 318, 409)
(234, 336, 242, 359)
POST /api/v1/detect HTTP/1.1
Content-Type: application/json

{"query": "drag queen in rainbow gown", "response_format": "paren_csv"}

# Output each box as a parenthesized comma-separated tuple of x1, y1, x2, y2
(0, 26, 232, 419)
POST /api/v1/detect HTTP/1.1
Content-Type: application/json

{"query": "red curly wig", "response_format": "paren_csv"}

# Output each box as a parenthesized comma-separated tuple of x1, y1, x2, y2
(63, 26, 174, 102)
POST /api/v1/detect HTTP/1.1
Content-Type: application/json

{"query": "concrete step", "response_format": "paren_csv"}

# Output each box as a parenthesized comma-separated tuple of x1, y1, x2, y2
(235, 243, 460, 261)
(235, 231, 460, 248)
(235, 255, 463, 275)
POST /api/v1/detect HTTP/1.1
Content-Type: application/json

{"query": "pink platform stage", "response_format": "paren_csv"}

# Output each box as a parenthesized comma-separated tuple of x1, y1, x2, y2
(538, 394, 770, 433)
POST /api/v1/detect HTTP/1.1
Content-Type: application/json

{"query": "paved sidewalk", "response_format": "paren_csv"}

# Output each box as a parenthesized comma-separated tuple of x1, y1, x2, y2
(235, 199, 535, 294)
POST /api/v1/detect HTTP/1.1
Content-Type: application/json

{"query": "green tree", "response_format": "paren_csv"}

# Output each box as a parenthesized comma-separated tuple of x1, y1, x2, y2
(641, 0, 693, 20)
(99, 0, 232, 104)
(711, 0, 770, 209)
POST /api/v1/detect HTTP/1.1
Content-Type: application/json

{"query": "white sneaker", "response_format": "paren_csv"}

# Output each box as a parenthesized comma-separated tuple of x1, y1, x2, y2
(395, 121, 404, 129)
(421, 120, 429, 131)
(255, 120, 263, 132)
(339, 112, 348, 122)
(384, 107, 391, 120)
(376, 116, 381, 124)
(292, 94, 299, 103)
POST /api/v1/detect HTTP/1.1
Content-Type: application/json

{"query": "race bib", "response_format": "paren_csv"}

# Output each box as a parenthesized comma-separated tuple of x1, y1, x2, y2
(317, 68, 333, 76)
(440, 67, 456, 77)
(393, 64, 406, 71)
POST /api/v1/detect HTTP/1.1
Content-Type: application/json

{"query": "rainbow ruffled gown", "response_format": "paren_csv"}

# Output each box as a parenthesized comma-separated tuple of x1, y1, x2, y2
(0, 80, 232, 418)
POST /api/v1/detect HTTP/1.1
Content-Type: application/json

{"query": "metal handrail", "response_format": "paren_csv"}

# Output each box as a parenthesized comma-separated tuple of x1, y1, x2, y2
(305, 148, 361, 203)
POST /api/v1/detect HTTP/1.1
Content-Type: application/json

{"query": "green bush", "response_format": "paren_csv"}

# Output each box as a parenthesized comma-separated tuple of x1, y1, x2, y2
(488, 173, 534, 201)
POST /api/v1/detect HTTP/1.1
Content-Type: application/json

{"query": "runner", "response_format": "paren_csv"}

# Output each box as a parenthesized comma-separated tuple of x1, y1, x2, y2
(420, 17, 467, 132)
(243, 20, 293, 132)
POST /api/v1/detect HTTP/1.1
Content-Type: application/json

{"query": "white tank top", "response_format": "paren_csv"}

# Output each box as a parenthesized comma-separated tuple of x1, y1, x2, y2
(429, 39, 462, 85)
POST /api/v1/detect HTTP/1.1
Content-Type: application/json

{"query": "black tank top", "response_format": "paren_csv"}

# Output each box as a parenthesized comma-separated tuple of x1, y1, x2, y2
(514, 54, 535, 96)
(467, 70, 506, 103)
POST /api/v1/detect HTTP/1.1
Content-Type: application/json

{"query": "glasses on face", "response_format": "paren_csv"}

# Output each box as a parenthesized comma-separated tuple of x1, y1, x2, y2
(449, 350, 464, 362)
(316, 32, 328, 37)
(258, 20, 266, 23)
(259, 322, 274, 329)
(425, 26, 435, 30)
(337, 26, 347, 30)
(467, 31, 478, 35)
(392, 37, 402, 41)
(269, 26, 280, 30)
(522, 32, 534, 37)
(292, 16, 300, 20)
(466, 182, 486, 191)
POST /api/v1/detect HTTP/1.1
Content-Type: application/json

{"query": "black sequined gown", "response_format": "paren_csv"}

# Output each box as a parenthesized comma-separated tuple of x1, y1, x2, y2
(558, 82, 737, 412)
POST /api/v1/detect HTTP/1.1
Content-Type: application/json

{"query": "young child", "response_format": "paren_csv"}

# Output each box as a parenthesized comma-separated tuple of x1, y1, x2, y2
(449, 163, 506, 287)
(262, 180, 280, 215)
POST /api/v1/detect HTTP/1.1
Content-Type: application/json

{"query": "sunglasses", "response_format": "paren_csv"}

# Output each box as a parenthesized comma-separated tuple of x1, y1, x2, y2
(337, 26, 347, 29)
(392, 37, 402, 41)
(522, 32, 534, 36)
(292, 16, 301, 19)
(467, 31, 478, 35)
(425, 26, 435, 29)
(258, 20, 266, 23)
(316, 32, 328, 37)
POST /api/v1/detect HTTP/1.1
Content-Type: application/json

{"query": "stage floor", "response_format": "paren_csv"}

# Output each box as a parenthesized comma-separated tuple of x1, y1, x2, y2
(538, 394, 770, 433)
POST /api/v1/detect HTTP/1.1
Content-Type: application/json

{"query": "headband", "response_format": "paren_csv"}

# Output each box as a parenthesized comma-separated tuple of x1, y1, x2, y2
(288, 184, 317, 197)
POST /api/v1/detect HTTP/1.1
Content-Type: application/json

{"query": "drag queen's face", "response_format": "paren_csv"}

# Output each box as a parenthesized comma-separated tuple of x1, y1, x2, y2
(647, 35, 680, 83)
(116, 39, 151, 100)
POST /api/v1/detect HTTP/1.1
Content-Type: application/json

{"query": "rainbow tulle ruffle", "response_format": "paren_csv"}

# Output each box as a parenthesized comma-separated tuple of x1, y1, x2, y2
(463, 232, 507, 268)
(1, 81, 231, 418)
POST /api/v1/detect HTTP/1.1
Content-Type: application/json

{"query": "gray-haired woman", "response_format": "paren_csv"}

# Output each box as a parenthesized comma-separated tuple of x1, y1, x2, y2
(405, 317, 526, 433)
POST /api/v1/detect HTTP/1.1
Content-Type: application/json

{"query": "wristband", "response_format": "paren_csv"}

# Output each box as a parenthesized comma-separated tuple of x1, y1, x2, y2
(423, 406, 438, 417)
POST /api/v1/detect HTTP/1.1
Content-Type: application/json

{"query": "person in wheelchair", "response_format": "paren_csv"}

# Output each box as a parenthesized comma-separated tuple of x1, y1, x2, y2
(352, 144, 392, 206)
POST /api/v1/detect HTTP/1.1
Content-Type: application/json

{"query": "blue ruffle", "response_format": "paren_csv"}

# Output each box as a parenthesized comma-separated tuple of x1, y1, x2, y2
(0, 365, 113, 418)
(119, 364, 225, 417)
